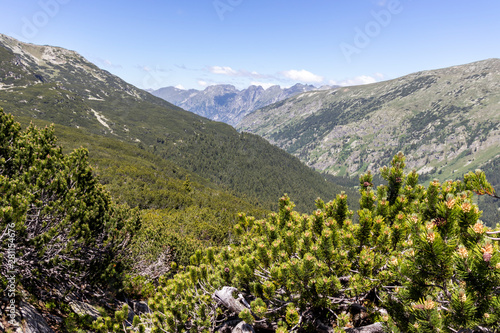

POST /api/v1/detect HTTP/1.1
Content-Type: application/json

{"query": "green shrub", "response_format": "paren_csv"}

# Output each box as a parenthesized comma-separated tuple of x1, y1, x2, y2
(0, 108, 140, 300)
(122, 152, 500, 332)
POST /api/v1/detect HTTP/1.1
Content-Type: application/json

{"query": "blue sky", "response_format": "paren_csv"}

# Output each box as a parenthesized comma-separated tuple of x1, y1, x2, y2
(1, 0, 499, 90)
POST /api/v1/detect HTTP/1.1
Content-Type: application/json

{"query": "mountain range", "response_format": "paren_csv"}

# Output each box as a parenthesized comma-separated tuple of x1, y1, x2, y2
(148, 83, 334, 126)
(0, 33, 352, 212)
(1, 32, 500, 332)
(0, 33, 498, 223)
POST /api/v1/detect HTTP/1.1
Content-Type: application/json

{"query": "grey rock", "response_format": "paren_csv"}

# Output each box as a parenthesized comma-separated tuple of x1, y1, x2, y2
(345, 322, 386, 333)
(19, 301, 54, 333)
(149, 83, 334, 126)
(131, 300, 150, 315)
(231, 321, 255, 333)
(68, 299, 100, 319)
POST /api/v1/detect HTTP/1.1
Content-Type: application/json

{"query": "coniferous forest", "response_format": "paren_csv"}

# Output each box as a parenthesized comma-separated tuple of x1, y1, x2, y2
(2, 0, 500, 329)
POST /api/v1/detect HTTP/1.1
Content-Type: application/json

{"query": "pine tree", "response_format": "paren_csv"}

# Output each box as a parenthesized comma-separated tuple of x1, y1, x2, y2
(0, 108, 140, 301)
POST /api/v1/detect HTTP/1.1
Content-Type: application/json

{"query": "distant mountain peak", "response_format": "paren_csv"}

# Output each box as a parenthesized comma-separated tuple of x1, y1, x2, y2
(149, 83, 335, 126)
(0, 33, 351, 214)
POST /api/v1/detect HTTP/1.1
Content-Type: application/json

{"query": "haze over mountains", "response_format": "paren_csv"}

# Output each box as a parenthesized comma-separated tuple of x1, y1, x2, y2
(148, 83, 333, 126)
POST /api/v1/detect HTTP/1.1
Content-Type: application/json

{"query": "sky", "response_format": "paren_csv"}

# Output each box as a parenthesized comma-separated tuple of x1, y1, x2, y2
(1, 0, 499, 91)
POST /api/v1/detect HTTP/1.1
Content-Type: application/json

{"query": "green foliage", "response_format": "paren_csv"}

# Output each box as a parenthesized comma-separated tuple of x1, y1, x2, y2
(238, 308, 255, 325)
(464, 168, 499, 199)
(122, 152, 500, 333)
(15, 115, 269, 274)
(0, 108, 140, 300)
(476, 156, 500, 227)
(93, 304, 133, 333)
(163, 129, 359, 213)
(63, 312, 95, 333)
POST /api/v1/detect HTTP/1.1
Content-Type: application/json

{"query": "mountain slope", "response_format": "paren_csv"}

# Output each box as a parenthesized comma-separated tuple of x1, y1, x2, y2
(149, 83, 329, 126)
(238, 59, 500, 181)
(0, 33, 354, 212)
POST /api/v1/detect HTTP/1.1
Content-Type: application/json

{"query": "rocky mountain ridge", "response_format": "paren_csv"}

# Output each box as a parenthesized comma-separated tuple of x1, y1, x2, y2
(149, 83, 334, 125)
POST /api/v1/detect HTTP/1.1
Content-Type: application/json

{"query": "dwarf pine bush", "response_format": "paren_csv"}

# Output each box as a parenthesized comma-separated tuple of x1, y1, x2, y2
(99, 154, 500, 332)
(0, 108, 140, 301)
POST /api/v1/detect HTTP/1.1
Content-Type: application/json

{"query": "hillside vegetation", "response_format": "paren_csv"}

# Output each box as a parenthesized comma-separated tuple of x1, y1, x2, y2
(98, 153, 500, 333)
(0, 33, 355, 213)
(12, 113, 269, 266)
(2, 33, 499, 332)
(5, 110, 498, 332)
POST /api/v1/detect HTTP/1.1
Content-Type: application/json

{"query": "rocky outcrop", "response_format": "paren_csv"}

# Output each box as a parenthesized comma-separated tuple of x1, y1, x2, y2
(67, 299, 101, 319)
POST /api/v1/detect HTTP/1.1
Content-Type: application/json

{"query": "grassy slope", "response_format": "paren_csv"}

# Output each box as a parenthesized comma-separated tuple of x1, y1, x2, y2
(238, 60, 500, 182)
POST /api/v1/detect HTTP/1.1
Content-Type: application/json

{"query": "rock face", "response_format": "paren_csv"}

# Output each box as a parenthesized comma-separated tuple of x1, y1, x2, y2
(238, 59, 500, 183)
(149, 83, 330, 126)
(231, 321, 255, 333)
(19, 302, 54, 333)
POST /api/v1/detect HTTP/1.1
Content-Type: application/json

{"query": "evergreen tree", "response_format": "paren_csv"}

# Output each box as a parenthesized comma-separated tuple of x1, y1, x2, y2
(0, 108, 140, 301)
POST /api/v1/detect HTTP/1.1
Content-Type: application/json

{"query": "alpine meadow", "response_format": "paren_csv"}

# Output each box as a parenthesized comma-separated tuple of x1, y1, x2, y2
(1, 1, 500, 332)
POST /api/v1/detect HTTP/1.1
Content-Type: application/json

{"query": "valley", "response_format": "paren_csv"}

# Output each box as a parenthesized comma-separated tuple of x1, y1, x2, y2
(1, 32, 499, 333)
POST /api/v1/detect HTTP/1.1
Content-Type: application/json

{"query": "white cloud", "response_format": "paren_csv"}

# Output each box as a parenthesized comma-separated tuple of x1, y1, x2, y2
(329, 75, 378, 86)
(281, 69, 324, 83)
(251, 81, 278, 90)
(209, 66, 238, 75)
(207, 66, 270, 80)
(198, 80, 208, 87)
(175, 84, 185, 90)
